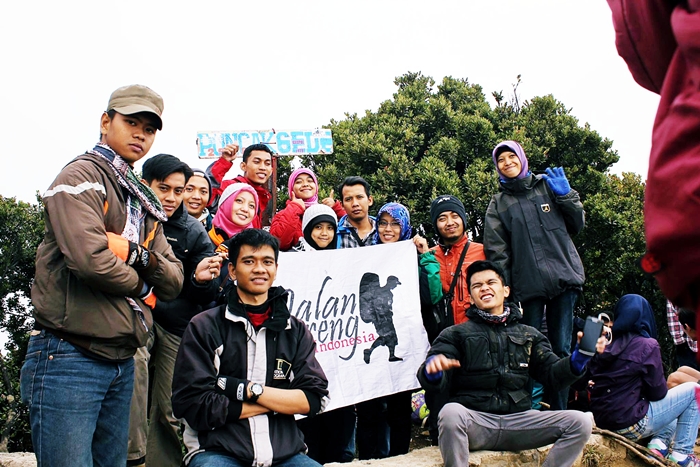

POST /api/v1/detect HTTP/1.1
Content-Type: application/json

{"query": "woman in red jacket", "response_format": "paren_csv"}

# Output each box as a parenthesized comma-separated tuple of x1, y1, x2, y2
(270, 168, 345, 250)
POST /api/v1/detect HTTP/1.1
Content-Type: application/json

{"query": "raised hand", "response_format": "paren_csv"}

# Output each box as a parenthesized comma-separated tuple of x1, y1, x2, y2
(542, 166, 571, 196)
(221, 143, 240, 162)
(321, 189, 336, 207)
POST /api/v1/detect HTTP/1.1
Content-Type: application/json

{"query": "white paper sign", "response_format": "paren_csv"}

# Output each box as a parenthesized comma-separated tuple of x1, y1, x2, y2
(275, 241, 430, 411)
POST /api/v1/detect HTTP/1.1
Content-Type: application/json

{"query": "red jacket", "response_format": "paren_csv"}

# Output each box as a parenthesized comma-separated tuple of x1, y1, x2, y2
(269, 200, 345, 251)
(430, 235, 486, 325)
(607, 0, 700, 313)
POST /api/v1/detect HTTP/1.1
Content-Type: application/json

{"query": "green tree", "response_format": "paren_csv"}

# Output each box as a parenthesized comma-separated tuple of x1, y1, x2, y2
(0, 195, 44, 452)
(295, 71, 667, 364)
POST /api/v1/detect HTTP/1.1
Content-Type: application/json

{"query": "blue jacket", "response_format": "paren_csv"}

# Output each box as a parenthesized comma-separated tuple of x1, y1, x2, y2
(336, 215, 377, 249)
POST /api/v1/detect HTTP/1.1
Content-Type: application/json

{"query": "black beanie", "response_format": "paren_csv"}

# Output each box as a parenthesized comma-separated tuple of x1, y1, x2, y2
(430, 195, 468, 235)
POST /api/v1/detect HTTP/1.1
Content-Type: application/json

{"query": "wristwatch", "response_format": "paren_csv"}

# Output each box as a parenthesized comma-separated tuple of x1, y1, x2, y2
(249, 382, 264, 403)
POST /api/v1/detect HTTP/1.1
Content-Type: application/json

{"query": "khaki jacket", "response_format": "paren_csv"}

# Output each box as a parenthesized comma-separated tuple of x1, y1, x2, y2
(32, 154, 183, 360)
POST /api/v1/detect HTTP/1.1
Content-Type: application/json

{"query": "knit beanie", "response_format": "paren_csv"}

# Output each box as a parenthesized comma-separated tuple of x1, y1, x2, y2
(302, 204, 338, 250)
(492, 140, 529, 180)
(430, 195, 467, 234)
(288, 168, 319, 208)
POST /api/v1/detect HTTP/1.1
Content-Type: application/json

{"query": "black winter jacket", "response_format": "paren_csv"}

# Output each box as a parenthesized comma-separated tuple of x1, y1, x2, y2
(417, 304, 581, 415)
(172, 287, 329, 466)
(152, 204, 218, 337)
(484, 174, 585, 302)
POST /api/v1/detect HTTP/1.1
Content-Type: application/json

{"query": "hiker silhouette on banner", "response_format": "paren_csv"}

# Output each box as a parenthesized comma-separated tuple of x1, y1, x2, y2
(360, 273, 403, 363)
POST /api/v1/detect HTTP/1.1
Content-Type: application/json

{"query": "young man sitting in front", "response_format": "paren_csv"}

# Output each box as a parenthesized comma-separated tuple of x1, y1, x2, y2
(172, 229, 329, 467)
(418, 260, 606, 467)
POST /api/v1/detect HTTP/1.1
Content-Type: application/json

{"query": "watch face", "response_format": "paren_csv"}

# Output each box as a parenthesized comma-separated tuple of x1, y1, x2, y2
(252, 383, 263, 396)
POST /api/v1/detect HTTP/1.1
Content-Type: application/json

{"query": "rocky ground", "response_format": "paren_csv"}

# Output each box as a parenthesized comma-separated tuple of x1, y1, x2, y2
(0, 433, 651, 467)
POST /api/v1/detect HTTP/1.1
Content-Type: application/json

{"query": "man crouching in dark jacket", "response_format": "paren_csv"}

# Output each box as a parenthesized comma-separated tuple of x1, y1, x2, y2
(172, 229, 329, 467)
(418, 260, 607, 467)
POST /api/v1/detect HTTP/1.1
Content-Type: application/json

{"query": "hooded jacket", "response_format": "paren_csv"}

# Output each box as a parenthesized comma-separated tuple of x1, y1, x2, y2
(584, 333, 666, 430)
(582, 294, 666, 430)
(417, 304, 581, 415)
(172, 286, 329, 467)
(484, 173, 585, 302)
(606, 0, 700, 311)
(152, 203, 219, 337)
(31, 153, 184, 360)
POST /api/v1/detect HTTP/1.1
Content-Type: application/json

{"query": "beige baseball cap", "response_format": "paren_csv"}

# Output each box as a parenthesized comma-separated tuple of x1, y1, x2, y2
(107, 84, 164, 130)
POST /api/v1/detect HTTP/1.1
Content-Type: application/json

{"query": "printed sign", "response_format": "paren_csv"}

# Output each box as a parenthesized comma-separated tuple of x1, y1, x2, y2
(197, 129, 333, 158)
(275, 241, 430, 412)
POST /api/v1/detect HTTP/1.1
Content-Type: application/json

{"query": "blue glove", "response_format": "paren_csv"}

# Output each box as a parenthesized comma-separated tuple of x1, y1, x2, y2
(423, 355, 443, 382)
(543, 167, 571, 196)
(570, 345, 592, 375)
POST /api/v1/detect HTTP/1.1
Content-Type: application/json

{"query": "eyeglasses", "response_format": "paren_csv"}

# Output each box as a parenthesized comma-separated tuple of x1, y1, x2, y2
(377, 220, 401, 229)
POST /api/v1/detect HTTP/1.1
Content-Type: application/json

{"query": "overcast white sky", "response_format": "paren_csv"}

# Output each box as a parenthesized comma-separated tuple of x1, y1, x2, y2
(0, 0, 659, 204)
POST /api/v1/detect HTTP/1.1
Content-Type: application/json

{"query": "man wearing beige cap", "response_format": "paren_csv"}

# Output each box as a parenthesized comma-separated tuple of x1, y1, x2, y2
(20, 84, 184, 467)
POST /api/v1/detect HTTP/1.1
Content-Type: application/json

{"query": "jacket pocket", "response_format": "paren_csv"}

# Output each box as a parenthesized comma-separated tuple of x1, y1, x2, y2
(462, 335, 493, 372)
(507, 334, 532, 372)
(537, 204, 567, 231)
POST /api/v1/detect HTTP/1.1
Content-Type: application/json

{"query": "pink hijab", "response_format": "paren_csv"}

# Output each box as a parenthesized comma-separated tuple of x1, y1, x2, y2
(288, 168, 318, 208)
(213, 183, 259, 238)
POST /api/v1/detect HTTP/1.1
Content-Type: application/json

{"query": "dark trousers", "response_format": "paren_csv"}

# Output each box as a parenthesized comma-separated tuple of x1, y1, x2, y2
(356, 391, 412, 459)
(297, 406, 356, 464)
(520, 289, 579, 410)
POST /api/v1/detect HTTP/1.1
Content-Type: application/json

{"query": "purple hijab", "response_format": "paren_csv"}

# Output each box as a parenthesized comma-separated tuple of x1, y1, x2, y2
(492, 140, 529, 181)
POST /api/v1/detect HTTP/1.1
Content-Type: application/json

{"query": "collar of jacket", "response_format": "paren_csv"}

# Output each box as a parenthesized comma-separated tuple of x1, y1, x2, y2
(466, 302, 523, 324)
(165, 203, 188, 229)
(499, 173, 543, 194)
(226, 286, 291, 332)
(437, 233, 469, 254)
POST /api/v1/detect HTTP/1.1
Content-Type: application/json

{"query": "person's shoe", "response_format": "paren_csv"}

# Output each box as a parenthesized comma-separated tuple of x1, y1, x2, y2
(388, 355, 403, 362)
(670, 453, 700, 466)
(646, 440, 668, 459)
(364, 349, 371, 364)
(648, 447, 668, 460)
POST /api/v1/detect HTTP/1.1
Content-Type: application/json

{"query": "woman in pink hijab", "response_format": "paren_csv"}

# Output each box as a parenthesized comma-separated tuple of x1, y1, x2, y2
(208, 183, 259, 251)
(269, 167, 345, 251)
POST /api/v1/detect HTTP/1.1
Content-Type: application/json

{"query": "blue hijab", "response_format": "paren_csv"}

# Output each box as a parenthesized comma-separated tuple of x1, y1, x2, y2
(374, 202, 412, 244)
(612, 294, 657, 339)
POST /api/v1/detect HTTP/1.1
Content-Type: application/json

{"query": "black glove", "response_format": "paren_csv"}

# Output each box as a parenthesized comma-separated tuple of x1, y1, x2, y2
(215, 376, 249, 402)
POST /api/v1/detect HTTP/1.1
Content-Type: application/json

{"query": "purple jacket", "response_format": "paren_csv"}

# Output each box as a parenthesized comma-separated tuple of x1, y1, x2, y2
(585, 333, 667, 430)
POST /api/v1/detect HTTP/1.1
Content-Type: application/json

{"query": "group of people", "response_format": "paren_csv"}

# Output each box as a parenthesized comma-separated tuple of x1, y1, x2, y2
(18, 83, 700, 467)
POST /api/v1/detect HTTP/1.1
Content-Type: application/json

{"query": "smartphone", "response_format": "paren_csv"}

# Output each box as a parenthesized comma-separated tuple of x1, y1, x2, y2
(579, 316, 605, 356)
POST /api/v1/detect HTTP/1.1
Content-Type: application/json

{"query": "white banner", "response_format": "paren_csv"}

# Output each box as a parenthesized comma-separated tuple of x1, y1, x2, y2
(275, 241, 430, 412)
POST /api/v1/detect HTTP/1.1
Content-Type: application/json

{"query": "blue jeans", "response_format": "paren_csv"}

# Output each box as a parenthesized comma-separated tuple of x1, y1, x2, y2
(20, 330, 135, 467)
(520, 289, 579, 410)
(642, 382, 700, 456)
(189, 451, 322, 467)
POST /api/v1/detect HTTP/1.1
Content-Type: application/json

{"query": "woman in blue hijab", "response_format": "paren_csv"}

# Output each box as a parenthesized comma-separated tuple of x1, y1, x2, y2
(585, 294, 700, 465)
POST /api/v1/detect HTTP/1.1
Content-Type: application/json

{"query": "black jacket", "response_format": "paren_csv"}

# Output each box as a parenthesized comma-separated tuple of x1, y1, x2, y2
(484, 174, 585, 302)
(152, 204, 218, 337)
(172, 287, 329, 466)
(417, 304, 581, 415)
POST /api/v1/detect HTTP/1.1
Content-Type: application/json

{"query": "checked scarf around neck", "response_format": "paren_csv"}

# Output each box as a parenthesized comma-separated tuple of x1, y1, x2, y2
(89, 142, 167, 227)
(475, 305, 511, 324)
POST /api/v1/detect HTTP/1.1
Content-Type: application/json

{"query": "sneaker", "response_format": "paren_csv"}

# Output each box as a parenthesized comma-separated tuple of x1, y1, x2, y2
(670, 453, 700, 466)
(648, 447, 668, 459)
